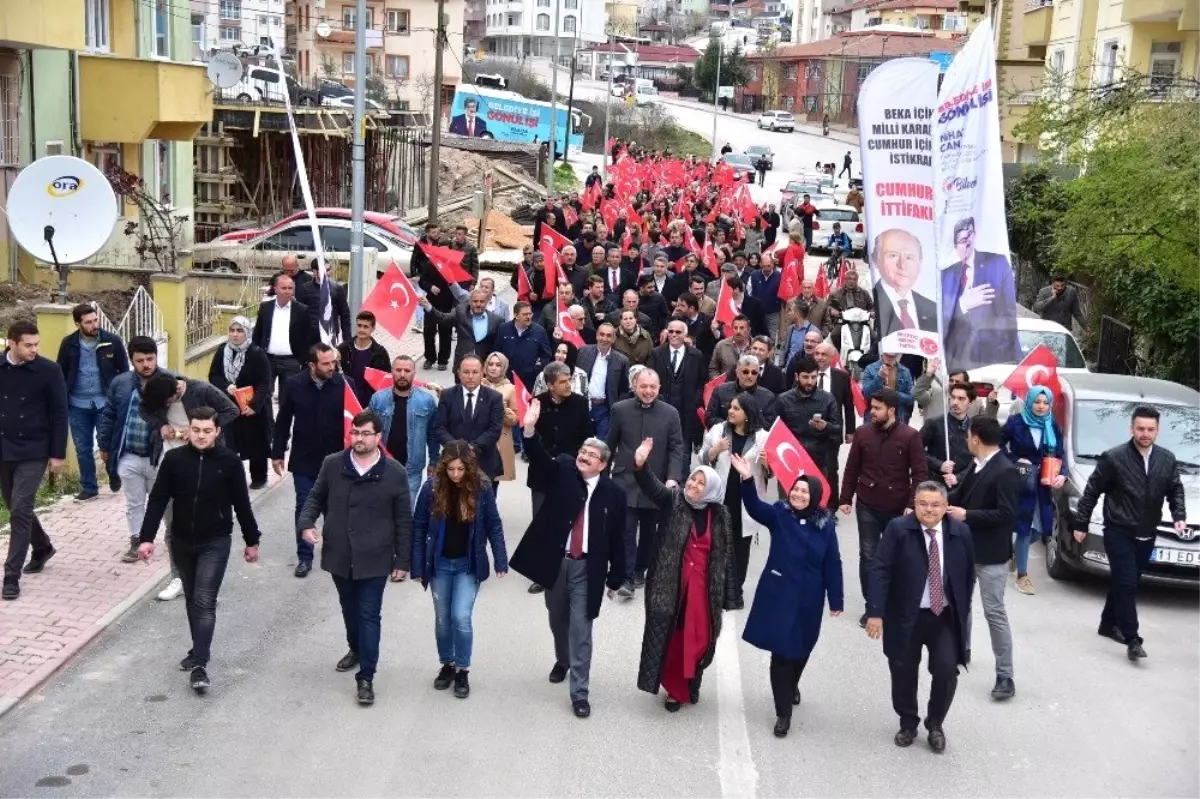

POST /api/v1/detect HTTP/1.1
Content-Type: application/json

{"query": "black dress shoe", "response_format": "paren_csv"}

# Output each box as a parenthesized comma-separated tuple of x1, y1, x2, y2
(858, 613, 868, 629)
(434, 663, 456, 689)
(336, 650, 360, 672)
(23, 546, 56, 574)
(572, 699, 591, 718)
(664, 698, 681, 712)
(894, 728, 917, 748)
(109, 475, 122, 492)
(357, 679, 375, 705)
(689, 677, 702, 705)
(774, 716, 791, 738)
(793, 688, 801, 706)
(632, 572, 647, 589)
(991, 676, 1015, 700)
(1, 580, 18, 601)
(190, 666, 210, 692)
(180, 653, 200, 671)
(454, 670, 470, 699)
(294, 561, 312, 578)
(548, 662, 568, 683)
(74, 490, 98, 501)
(927, 727, 947, 754)
(248, 480, 267, 490)
(1127, 639, 1148, 661)
(1098, 624, 1127, 645)
(528, 582, 545, 594)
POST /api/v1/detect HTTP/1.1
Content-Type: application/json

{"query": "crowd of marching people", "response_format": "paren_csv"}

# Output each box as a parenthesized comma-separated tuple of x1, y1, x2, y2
(0, 141, 1185, 749)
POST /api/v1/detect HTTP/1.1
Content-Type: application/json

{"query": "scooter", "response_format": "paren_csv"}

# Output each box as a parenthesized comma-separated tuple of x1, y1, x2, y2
(837, 307, 873, 382)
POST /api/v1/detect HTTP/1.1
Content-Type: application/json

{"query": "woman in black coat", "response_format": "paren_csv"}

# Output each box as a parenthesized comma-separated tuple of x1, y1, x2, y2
(207, 316, 273, 487)
(633, 438, 737, 712)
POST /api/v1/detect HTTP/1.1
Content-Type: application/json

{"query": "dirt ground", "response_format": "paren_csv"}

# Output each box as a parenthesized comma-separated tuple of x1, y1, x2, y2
(0, 282, 136, 337)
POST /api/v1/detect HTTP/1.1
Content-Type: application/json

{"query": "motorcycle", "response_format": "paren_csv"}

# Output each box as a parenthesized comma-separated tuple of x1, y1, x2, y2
(836, 307, 873, 382)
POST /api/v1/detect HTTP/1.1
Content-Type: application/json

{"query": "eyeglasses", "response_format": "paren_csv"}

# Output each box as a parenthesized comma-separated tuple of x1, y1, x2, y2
(349, 430, 379, 438)
(667, 329, 685, 335)
(738, 369, 760, 376)
(915, 500, 946, 510)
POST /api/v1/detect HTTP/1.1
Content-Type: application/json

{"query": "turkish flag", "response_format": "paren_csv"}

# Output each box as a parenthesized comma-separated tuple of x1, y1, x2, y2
(516, 264, 534, 302)
(343, 382, 364, 449)
(419, 242, 474, 284)
(540, 225, 572, 254)
(563, 205, 578, 230)
(697, 373, 726, 424)
(360, 263, 419, 340)
(683, 225, 700, 254)
(782, 241, 806, 271)
(557, 296, 584, 347)
(1003, 344, 1061, 402)
(777, 260, 801, 301)
(849, 375, 867, 417)
(714, 278, 739, 327)
(673, 255, 690, 273)
(363, 367, 393, 393)
(700, 239, 717, 273)
(538, 240, 560, 299)
(813, 268, 830, 299)
(512, 372, 532, 423)
(599, 199, 619, 233)
(764, 419, 831, 507)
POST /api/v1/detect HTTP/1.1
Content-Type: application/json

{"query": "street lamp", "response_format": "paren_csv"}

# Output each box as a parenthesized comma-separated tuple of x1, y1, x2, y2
(710, 36, 724, 159)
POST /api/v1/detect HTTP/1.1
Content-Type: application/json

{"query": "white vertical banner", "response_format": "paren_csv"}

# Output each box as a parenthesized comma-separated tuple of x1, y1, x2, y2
(934, 19, 1020, 372)
(856, 58, 943, 361)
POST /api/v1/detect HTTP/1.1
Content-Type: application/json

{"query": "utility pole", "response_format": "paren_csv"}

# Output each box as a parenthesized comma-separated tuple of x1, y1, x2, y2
(546, 0, 562, 193)
(348, 0, 368, 313)
(564, 54, 576, 165)
(428, 0, 448, 222)
(710, 38, 723, 160)
(602, 33, 614, 179)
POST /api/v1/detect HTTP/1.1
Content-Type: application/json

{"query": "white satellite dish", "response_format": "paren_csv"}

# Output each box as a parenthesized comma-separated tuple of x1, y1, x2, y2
(315, 21, 332, 38)
(207, 51, 245, 89)
(6, 155, 119, 302)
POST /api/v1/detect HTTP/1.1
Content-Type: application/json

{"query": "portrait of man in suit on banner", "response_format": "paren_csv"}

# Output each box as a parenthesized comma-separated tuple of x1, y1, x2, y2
(871, 228, 939, 337)
(939, 216, 1021, 372)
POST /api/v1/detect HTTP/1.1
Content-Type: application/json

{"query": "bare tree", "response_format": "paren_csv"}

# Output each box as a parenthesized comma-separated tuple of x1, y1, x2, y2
(413, 71, 437, 114)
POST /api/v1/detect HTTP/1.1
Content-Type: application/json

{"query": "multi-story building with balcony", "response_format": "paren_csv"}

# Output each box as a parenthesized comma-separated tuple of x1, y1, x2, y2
(482, 0, 606, 58)
(190, 0, 287, 60)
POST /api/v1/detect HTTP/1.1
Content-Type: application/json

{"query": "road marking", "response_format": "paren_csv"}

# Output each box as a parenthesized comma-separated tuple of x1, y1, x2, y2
(715, 620, 758, 799)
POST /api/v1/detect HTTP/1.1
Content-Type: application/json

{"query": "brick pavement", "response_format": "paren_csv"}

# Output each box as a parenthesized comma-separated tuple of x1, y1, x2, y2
(0, 268, 510, 717)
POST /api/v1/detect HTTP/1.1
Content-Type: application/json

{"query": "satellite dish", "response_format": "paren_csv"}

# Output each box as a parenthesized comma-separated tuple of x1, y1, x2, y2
(315, 21, 332, 37)
(6, 156, 119, 301)
(206, 51, 245, 89)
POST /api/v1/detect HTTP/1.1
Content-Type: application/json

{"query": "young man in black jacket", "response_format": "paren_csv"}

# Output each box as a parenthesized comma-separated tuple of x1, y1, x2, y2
(1073, 405, 1188, 661)
(138, 406, 261, 692)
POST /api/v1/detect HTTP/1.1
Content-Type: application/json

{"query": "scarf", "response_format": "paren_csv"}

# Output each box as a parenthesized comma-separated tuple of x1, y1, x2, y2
(223, 316, 253, 385)
(788, 474, 827, 525)
(685, 465, 724, 509)
(1020, 386, 1057, 452)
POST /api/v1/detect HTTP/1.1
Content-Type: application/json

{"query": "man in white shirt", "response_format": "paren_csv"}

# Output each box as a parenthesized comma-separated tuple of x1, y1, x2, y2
(478, 277, 511, 323)
(509, 400, 627, 720)
(251, 273, 310, 402)
(577, 322, 630, 439)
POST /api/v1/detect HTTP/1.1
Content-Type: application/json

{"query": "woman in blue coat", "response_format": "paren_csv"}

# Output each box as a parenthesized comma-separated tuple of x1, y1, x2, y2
(1001, 386, 1066, 596)
(730, 453, 843, 739)
(412, 441, 508, 699)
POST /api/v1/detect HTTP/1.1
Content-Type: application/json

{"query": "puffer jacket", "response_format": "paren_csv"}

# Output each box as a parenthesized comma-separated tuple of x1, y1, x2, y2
(1074, 440, 1187, 537)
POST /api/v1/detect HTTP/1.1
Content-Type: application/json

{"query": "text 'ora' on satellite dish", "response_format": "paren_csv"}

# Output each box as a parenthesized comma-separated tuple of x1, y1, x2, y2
(6, 155, 119, 265)
(207, 51, 245, 89)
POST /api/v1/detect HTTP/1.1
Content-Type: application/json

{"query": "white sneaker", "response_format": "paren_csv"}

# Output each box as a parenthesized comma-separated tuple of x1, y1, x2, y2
(157, 577, 183, 601)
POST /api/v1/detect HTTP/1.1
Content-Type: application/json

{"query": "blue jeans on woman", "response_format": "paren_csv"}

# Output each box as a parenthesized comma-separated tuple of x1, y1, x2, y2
(431, 556, 479, 669)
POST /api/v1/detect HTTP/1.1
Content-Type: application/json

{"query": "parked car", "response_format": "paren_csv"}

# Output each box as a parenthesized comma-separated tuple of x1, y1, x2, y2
(213, 209, 420, 247)
(194, 218, 413, 275)
(810, 205, 865, 255)
(1047, 373, 1199, 587)
(756, 110, 795, 132)
(966, 317, 1091, 423)
(745, 145, 774, 170)
(781, 179, 822, 206)
(719, 153, 757, 181)
(228, 66, 320, 107)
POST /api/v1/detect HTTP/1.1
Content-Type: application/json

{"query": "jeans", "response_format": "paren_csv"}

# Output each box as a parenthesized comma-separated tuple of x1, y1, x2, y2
(171, 536, 231, 666)
(293, 473, 317, 563)
(764, 312, 780, 351)
(973, 563, 1013, 679)
(590, 404, 611, 440)
(889, 609, 959, 732)
(407, 470, 423, 510)
(546, 556, 593, 701)
(512, 426, 525, 454)
(332, 574, 388, 680)
(1013, 531, 1032, 575)
(68, 404, 103, 494)
(423, 314, 453, 366)
(625, 506, 661, 580)
(431, 556, 479, 669)
(769, 654, 809, 718)
(1100, 529, 1155, 643)
(856, 503, 899, 611)
(803, 226, 813, 249)
(1, 460, 52, 581)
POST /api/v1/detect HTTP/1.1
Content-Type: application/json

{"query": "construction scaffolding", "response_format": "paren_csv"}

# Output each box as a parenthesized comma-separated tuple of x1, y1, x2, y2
(193, 105, 430, 243)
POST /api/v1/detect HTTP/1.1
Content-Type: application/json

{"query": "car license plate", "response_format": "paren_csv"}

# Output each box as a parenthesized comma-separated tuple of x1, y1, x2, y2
(1150, 548, 1199, 566)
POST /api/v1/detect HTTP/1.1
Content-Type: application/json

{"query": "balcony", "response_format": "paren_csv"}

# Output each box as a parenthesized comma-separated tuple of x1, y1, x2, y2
(0, 0, 84, 49)
(320, 28, 384, 48)
(1022, 0, 1052, 47)
(1122, 0, 1195, 30)
(78, 55, 212, 143)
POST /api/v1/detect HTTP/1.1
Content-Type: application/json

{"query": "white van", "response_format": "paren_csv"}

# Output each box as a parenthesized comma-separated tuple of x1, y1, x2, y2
(633, 79, 658, 106)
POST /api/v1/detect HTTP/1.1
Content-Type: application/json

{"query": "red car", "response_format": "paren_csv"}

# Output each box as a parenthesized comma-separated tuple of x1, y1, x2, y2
(214, 209, 420, 246)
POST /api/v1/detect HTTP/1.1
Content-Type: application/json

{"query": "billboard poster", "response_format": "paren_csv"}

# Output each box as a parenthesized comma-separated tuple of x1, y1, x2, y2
(856, 58, 942, 363)
(934, 20, 1021, 372)
(449, 86, 584, 154)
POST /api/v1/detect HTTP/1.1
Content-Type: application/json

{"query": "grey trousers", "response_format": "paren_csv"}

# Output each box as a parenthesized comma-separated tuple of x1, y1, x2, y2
(545, 556, 593, 702)
(971, 563, 1014, 679)
(118, 454, 176, 577)
(1, 460, 52, 581)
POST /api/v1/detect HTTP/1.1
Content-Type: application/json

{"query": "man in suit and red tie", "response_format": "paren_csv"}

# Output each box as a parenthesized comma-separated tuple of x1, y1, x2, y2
(939, 217, 1021, 372)
(449, 98, 490, 138)
(509, 399, 626, 720)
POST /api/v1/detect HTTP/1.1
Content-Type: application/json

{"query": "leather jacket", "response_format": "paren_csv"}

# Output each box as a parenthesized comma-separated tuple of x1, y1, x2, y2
(1073, 440, 1187, 536)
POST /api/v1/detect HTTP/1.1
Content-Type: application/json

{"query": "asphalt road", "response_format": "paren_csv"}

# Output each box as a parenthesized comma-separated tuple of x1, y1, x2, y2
(0, 448, 1196, 797)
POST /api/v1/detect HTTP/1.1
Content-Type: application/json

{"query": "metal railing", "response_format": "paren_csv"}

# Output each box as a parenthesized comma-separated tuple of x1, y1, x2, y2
(116, 285, 167, 350)
(185, 283, 218, 349)
(0, 74, 18, 168)
(88, 301, 120, 336)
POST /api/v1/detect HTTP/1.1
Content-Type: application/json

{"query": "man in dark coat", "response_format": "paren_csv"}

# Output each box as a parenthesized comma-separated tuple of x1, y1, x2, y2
(947, 415, 1019, 701)
(866, 481, 975, 754)
(649, 319, 706, 453)
(576, 325, 629, 440)
(251, 274, 311, 402)
(414, 222, 456, 371)
(705, 354, 777, 430)
(429, 354, 505, 481)
(447, 224, 480, 285)
(337, 311, 393, 407)
(773, 356, 841, 489)
(527, 362, 594, 525)
(420, 288, 503, 376)
(298, 261, 353, 345)
(509, 400, 625, 720)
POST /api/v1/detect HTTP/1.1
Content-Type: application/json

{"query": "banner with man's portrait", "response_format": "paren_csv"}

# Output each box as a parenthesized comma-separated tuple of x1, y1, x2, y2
(933, 19, 1021, 373)
(856, 58, 943, 363)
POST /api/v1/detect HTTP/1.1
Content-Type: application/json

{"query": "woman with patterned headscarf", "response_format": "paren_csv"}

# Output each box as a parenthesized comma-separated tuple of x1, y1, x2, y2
(207, 316, 273, 488)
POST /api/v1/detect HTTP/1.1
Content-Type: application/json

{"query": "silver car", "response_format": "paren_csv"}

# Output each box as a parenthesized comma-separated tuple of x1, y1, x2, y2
(1047, 373, 1200, 587)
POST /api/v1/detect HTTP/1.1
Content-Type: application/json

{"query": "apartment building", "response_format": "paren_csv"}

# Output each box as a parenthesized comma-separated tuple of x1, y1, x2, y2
(482, 0, 606, 58)
(0, 0, 211, 272)
(289, 0, 464, 110)
(794, 0, 853, 44)
(837, 0, 983, 36)
(191, 0, 287, 59)
(985, 0, 1046, 162)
